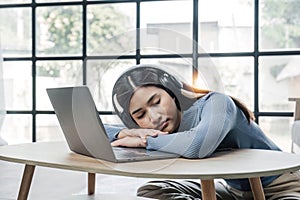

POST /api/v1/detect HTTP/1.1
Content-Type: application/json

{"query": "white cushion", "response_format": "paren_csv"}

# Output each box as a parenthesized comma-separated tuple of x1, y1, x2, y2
(292, 121, 300, 147)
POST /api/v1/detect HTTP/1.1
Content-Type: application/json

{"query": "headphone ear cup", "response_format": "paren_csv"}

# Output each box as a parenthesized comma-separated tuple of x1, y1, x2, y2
(160, 73, 183, 90)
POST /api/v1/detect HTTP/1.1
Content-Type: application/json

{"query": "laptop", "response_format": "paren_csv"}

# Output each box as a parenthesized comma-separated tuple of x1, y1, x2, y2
(46, 86, 179, 163)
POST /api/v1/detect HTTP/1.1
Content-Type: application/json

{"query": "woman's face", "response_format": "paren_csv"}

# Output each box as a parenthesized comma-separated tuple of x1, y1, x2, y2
(129, 86, 182, 133)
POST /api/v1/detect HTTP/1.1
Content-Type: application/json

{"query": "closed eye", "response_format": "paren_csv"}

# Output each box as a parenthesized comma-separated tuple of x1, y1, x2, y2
(154, 99, 160, 104)
(136, 112, 145, 119)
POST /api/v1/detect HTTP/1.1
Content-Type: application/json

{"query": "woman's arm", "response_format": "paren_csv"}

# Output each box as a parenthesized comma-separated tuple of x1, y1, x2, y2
(104, 124, 168, 144)
(104, 124, 125, 142)
(146, 93, 238, 158)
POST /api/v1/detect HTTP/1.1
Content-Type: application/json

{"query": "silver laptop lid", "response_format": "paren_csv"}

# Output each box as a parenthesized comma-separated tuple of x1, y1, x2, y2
(46, 86, 117, 162)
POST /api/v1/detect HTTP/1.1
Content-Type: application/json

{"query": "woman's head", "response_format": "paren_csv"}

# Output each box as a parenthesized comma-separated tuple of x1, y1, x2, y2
(112, 64, 201, 129)
(113, 64, 255, 129)
(129, 85, 182, 133)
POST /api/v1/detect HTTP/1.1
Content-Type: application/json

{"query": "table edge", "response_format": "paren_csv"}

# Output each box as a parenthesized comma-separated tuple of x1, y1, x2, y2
(1, 153, 300, 180)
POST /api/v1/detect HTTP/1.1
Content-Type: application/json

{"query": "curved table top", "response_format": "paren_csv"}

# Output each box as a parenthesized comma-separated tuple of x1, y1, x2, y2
(1, 141, 300, 180)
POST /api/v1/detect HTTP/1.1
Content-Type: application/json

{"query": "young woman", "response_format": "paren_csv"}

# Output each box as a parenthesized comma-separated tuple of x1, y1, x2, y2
(105, 64, 300, 200)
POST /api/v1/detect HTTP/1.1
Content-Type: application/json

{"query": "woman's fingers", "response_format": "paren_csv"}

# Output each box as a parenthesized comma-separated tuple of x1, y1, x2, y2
(137, 129, 168, 138)
(113, 129, 169, 147)
(111, 139, 122, 146)
(111, 136, 146, 148)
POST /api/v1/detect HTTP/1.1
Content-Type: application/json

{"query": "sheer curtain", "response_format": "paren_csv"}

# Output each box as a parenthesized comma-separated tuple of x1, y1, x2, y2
(0, 48, 7, 146)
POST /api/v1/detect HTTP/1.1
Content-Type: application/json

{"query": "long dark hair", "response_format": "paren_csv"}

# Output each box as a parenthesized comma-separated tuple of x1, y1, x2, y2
(139, 83, 255, 124)
(112, 64, 255, 128)
(189, 85, 255, 123)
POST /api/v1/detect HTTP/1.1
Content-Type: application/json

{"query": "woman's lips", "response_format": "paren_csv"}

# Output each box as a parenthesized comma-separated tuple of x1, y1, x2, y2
(159, 120, 169, 131)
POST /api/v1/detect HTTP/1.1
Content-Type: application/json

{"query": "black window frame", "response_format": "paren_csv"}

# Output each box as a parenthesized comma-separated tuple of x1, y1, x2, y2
(0, 0, 297, 142)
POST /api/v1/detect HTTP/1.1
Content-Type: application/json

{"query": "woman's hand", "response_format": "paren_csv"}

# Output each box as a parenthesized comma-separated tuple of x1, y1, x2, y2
(111, 128, 169, 148)
(118, 128, 168, 140)
(111, 136, 147, 148)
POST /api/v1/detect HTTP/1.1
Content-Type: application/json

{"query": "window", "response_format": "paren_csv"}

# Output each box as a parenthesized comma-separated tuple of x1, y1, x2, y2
(1, 0, 300, 152)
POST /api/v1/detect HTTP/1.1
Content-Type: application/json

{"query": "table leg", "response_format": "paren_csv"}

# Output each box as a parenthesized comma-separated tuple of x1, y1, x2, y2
(249, 177, 266, 200)
(88, 173, 96, 195)
(201, 179, 216, 200)
(17, 164, 35, 200)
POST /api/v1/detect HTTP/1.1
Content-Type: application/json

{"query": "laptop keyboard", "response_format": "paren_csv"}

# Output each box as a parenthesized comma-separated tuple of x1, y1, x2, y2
(113, 147, 150, 158)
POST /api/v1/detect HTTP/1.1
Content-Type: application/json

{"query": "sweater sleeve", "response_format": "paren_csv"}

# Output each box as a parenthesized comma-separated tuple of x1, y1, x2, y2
(103, 124, 125, 142)
(146, 93, 238, 158)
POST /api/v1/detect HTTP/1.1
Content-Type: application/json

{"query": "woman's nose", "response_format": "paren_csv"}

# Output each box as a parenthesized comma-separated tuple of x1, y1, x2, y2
(148, 108, 161, 124)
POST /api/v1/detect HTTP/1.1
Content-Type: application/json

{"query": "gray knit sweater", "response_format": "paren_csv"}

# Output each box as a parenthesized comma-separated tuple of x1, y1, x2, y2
(105, 92, 281, 191)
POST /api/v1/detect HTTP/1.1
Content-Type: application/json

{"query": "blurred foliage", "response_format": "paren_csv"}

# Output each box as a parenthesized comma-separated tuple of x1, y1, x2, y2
(41, 5, 130, 55)
(261, 0, 300, 48)
(42, 6, 82, 54)
(38, 5, 131, 78)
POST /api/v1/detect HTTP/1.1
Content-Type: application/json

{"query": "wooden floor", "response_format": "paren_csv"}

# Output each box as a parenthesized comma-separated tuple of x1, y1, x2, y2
(0, 160, 154, 200)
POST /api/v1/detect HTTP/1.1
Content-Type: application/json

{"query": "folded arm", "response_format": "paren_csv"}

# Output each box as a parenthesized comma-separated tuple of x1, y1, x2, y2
(146, 93, 238, 158)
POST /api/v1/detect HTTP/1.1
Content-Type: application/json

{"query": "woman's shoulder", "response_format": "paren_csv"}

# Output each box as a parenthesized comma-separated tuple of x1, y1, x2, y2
(197, 91, 231, 103)
(190, 92, 235, 112)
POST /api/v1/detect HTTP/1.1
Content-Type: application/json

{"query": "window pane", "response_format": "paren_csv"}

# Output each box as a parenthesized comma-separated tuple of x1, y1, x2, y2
(3, 61, 32, 110)
(259, 56, 300, 112)
(260, 0, 300, 51)
(140, 0, 193, 54)
(199, 0, 254, 52)
(86, 59, 135, 111)
(36, 6, 82, 56)
(0, 8, 31, 57)
(87, 4, 136, 55)
(36, 114, 65, 142)
(1, 115, 32, 145)
(36, 60, 82, 110)
(140, 58, 194, 85)
(209, 57, 254, 110)
(259, 117, 293, 152)
(197, 57, 224, 92)
(101, 114, 123, 126)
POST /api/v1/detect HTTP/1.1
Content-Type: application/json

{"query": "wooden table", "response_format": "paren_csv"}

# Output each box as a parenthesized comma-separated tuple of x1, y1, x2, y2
(1, 142, 300, 200)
